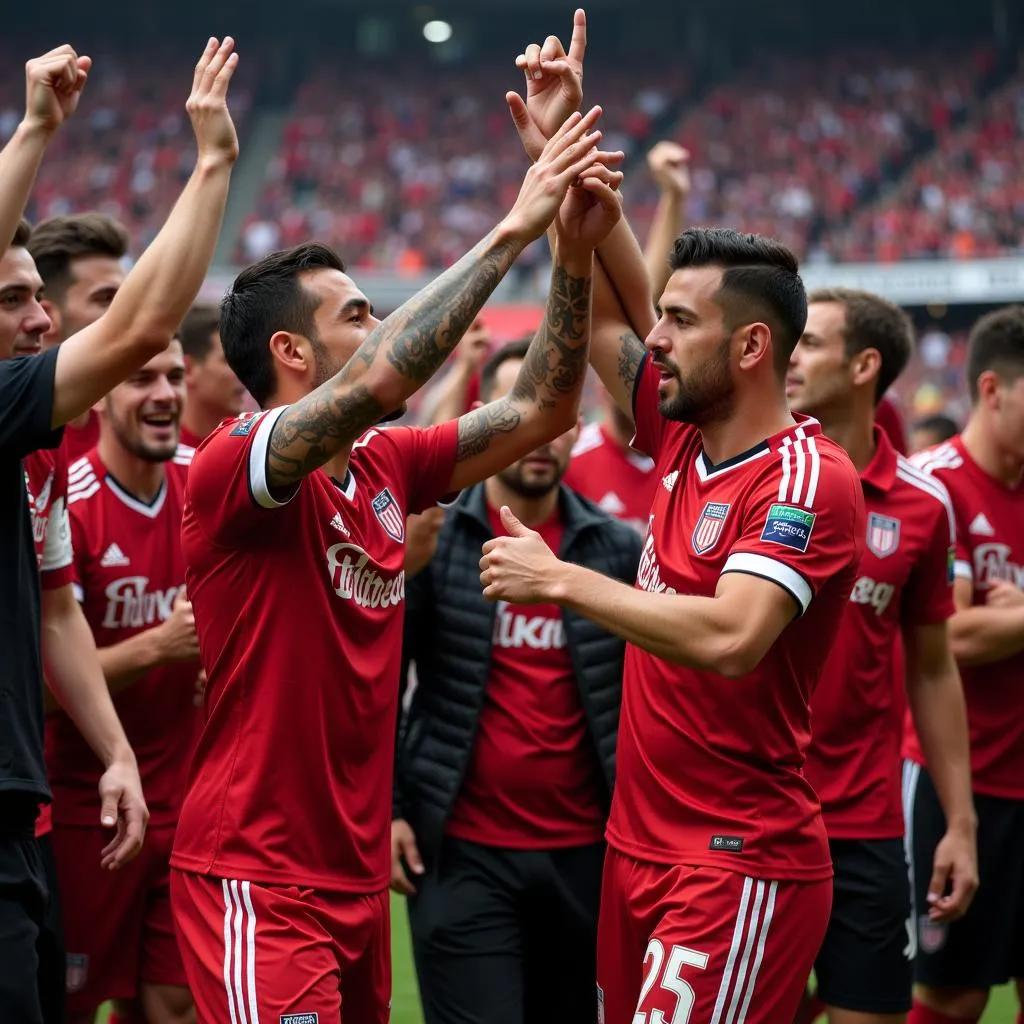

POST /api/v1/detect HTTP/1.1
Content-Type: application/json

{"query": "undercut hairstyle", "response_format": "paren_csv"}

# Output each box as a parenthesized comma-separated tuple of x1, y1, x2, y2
(12, 218, 32, 248)
(220, 243, 346, 408)
(26, 213, 129, 299)
(966, 305, 1024, 404)
(478, 337, 533, 402)
(670, 227, 807, 374)
(913, 414, 959, 444)
(808, 287, 915, 404)
(179, 302, 222, 362)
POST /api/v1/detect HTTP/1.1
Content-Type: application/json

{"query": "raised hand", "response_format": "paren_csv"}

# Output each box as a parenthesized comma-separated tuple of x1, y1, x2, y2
(647, 141, 691, 197)
(479, 506, 561, 604)
(556, 163, 625, 252)
(23, 45, 92, 135)
(504, 106, 620, 244)
(187, 37, 240, 169)
(513, 9, 587, 159)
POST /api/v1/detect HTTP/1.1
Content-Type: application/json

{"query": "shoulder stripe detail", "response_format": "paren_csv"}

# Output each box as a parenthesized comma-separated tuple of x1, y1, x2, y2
(910, 442, 963, 476)
(68, 457, 94, 482)
(68, 480, 101, 505)
(776, 428, 821, 509)
(895, 459, 957, 541)
(174, 443, 196, 465)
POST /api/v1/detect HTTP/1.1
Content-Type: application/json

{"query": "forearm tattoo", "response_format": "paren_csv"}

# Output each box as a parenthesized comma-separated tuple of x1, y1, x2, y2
(617, 329, 645, 396)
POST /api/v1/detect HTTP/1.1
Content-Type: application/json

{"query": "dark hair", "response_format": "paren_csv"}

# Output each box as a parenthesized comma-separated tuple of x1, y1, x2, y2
(913, 414, 959, 444)
(966, 305, 1024, 404)
(670, 227, 807, 373)
(26, 213, 129, 299)
(808, 287, 915, 403)
(478, 337, 534, 402)
(220, 243, 345, 407)
(179, 302, 222, 361)
(11, 218, 32, 248)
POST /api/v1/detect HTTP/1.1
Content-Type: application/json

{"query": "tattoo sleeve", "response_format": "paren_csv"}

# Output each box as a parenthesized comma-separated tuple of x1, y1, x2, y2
(265, 229, 524, 493)
(454, 259, 592, 466)
(617, 330, 646, 399)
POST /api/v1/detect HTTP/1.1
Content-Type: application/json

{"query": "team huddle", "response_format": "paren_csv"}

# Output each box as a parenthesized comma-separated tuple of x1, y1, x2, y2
(1, 11, 1023, 1024)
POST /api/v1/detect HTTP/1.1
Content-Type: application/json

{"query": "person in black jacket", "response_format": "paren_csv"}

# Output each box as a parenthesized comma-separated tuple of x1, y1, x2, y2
(392, 339, 642, 1024)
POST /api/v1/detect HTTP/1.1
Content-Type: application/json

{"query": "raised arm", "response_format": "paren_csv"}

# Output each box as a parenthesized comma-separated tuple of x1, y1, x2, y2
(51, 37, 240, 427)
(263, 107, 618, 494)
(0, 46, 90, 252)
(643, 141, 691, 301)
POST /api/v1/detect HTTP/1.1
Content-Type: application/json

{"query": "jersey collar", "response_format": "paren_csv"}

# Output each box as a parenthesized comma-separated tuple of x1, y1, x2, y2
(860, 426, 898, 493)
(694, 414, 822, 482)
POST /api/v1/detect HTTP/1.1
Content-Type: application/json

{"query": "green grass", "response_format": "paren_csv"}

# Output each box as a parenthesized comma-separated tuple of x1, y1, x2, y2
(97, 895, 1020, 1022)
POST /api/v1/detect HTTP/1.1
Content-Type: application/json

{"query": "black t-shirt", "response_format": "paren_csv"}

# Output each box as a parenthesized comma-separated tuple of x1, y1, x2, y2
(0, 347, 63, 800)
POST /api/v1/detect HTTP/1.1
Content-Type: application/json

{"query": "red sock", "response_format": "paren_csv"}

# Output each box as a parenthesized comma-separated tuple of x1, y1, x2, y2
(795, 992, 826, 1024)
(907, 999, 978, 1024)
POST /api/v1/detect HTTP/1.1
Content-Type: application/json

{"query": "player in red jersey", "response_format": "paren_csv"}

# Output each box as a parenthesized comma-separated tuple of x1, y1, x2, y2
(178, 300, 246, 446)
(171, 108, 626, 1022)
(51, 338, 200, 1024)
(786, 287, 977, 1024)
(904, 306, 1024, 1024)
(564, 389, 656, 534)
(28, 213, 130, 462)
(480, 226, 864, 1023)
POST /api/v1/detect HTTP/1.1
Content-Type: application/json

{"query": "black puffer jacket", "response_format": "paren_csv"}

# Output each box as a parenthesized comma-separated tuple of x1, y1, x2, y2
(395, 482, 642, 864)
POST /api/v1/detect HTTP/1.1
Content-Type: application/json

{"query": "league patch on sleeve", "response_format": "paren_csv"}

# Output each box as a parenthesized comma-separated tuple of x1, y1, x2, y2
(760, 503, 816, 553)
(230, 413, 259, 437)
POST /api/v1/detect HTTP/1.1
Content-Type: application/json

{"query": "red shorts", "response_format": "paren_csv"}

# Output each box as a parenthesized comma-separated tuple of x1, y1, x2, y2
(52, 822, 186, 1013)
(597, 848, 831, 1024)
(171, 869, 391, 1024)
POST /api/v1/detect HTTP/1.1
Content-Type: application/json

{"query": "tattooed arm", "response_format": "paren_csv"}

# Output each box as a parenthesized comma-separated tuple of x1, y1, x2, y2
(263, 105, 614, 497)
(446, 247, 593, 494)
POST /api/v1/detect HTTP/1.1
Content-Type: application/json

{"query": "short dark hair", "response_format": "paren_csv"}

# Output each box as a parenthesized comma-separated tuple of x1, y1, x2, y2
(26, 214, 129, 299)
(808, 287, 915, 403)
(670, 227, 807, 373)
(179, 302, 222, 361)
(966, 306, 1024, 404)
(11, 218, 32, 248)
(479, 337, 533, 402)
(220, 243, 346, 407)
(913, 414, 959, 444)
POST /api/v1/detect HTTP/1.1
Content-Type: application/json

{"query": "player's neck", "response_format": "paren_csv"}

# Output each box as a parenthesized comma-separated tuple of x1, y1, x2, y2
(699, 396, 795, 467)
(97, 434, 166, 503)
(484, 477, 560, 528)
(181, 401, 227, 444)
(817, 407, 875, 472)
(961, 416, 1024, 487)
(326, 447, 354, 485)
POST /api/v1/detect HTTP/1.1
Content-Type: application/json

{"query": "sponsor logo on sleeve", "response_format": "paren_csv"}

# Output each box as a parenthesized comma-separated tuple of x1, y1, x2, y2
(760, 503, 816, 553)
(230, 414, 259, 437)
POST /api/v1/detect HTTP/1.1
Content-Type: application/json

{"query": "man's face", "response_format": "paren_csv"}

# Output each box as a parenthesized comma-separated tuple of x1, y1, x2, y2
(304, 268, 380, 383)
(988, 372, 1024, 466)
(645, 267, 736, 426)
(187, 329, 246, 418)
(44, 255, 125, 346)
(488, 358, 578, 498)
(787, 301, 853, 416)
(0, 246, 51, 361)
(101, 340, 186, 462)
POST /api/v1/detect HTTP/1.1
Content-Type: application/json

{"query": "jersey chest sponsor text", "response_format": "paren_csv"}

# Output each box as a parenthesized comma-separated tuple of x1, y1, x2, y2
(492, 602, 565, 650)
(636, 527, 678, 595)
(849, 575, 896, 616)
(101, 576, 184, 629)
(972, 542, 1024, 589)
(326, 542, 405, 609)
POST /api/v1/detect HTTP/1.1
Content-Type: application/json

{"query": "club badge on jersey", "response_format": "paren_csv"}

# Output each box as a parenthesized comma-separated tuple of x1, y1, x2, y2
(372, 487, 405, 542)
(691, 502, 731, 555)
(866, 512, 901, 559)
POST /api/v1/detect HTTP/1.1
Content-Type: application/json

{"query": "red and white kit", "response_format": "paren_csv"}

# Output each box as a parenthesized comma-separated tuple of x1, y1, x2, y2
(597, 357, 863, 1024)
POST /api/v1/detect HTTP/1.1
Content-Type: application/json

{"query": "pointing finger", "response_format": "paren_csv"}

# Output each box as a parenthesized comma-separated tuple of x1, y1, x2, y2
(568, 9, 588, 64)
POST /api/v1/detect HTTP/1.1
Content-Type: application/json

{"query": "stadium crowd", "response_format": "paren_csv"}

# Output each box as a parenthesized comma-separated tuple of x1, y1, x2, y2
(0, 10, 1022, 1024)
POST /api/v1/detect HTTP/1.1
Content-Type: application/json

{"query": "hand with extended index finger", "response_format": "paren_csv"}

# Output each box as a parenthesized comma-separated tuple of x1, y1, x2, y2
(23, 44, 92, 135)
(187, 37, 240, 169)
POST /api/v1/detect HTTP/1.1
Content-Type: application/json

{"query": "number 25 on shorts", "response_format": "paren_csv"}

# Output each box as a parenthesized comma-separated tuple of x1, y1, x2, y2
(633, 938, 709, 1024)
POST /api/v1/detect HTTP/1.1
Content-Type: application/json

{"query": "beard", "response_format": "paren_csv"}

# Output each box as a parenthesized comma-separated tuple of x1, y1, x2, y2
(496, 457, 565, 499)
(658, 336, 735, 426)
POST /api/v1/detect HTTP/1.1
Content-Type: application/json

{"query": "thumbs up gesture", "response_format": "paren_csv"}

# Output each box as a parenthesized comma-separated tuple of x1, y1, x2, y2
(479, 505, 560, 604)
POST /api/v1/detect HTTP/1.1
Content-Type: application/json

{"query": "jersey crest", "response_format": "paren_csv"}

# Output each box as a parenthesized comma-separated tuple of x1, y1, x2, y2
(371, 487, 405, 542)
(691, 501, 730, 555)
(866, 512, 901, 559)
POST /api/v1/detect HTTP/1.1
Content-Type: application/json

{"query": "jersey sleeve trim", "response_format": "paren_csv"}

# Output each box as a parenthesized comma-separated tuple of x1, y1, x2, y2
(72, 582, 84, 604)
(953, 559, 973, 581)
(630, 352, 651, 424)
(248, 407, 296, 510)
(721, 551, 813, 615)
(40, 499, 73, 574)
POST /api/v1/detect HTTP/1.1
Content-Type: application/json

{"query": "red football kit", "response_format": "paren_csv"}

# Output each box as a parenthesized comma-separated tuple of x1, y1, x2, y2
(445, 506, 606, 849)
(171, 409, 458, 1023)
(804, 429, 956, 838)
(62, 407, 100, 463)
(564, 420, 657, 535)
(597, 358, 864, 1024)
(905, 436, 1024, 798)
(24, 444, 74, 838)
(47, 444, 198, 1010)
(178, 423, 205, 449)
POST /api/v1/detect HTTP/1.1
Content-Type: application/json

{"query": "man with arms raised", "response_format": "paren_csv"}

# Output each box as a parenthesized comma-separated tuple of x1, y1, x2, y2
(171, 109, 624, 1022)
(787, 288, 977, 1024)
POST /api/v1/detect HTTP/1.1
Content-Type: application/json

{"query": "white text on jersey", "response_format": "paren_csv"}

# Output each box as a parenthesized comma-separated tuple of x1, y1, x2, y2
(102, 578, 184, 629)
(327, 543, 405, 609)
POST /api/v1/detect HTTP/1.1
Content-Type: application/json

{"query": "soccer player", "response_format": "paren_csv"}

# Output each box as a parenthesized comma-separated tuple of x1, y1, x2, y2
(28, 213, 130, 461)
(787, 287, 977, 1024)
(479, 226, 865, 1023)
(904, 306, 1024, 1024)
(177, 300, 246, 446)
(50, 338, 199, 1024)
(170, 109, 624, 1022)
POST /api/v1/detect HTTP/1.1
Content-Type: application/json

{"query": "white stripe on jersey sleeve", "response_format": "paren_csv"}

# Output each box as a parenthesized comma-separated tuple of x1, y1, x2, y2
(954, 560, 973, 581)
(721, 552, 814, 615)
(248, 407, 295, 509)
(72, 582, 85, 604)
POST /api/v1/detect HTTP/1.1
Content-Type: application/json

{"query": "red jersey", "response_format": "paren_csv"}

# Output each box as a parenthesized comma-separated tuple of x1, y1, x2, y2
(606, 359, 864, 881)
(446, 506, 606, 849)
(45, 445, 201, 827)
(804, 430, 956, 839)
(62, 409, 100, 463)
(178, 423, 205, 449)
(564, 421, 657, 535)
(172, 410, 459, 891)
(905, 436, 1024, 798)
